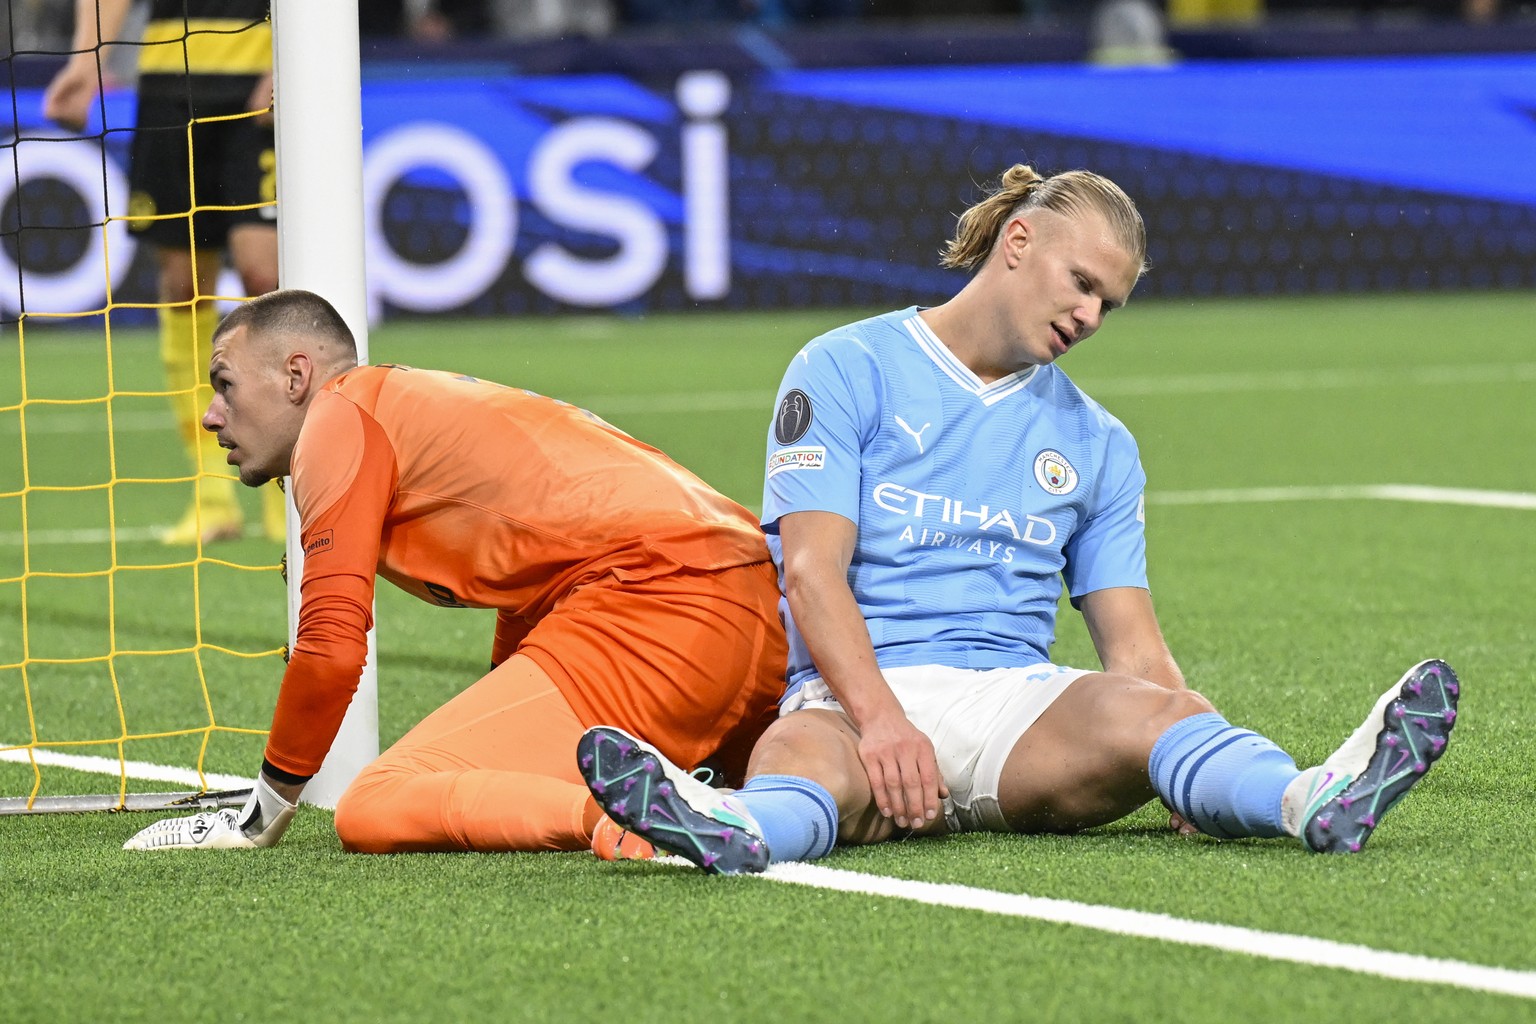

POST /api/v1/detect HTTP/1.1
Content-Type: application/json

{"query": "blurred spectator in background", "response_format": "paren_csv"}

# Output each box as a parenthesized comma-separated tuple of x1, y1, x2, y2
(1460, 0, 1500, 21)
(363, 0, 615, 38)
(489, 0, 616, 37)
(4, 0, 73, 50)
(1369, 0, 1503, 22)
(620, 0, 860, 28)
(1090, 0, 1176, 63)
(8, 0, 1515, 57)
(44, 0, 283, 546)
(1211, 0, 1508, 23)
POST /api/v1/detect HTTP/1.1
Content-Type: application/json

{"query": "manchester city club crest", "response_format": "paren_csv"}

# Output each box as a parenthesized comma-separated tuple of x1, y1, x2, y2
(775, 389, 814, 445)
(1033, 449, 1078, 496)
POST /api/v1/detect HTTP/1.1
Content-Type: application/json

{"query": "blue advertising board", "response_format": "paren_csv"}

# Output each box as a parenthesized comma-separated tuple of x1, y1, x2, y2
(4, 53, 1534, 322)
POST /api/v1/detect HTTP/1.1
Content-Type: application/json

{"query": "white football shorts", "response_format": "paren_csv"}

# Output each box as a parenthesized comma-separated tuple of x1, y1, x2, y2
(779, 663, 1091, 833)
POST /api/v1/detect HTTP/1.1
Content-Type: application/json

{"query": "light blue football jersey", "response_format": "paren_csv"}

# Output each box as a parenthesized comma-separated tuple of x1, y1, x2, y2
(762, 307, 1149, 693)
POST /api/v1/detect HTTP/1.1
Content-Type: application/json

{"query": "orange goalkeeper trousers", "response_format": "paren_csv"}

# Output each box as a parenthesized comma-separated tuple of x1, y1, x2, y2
(333, 654, 604, 853)
(332, 562, 786, 854)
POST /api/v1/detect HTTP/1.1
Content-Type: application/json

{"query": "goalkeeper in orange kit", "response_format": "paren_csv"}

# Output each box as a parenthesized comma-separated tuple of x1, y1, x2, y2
(121, 289, 785, 856)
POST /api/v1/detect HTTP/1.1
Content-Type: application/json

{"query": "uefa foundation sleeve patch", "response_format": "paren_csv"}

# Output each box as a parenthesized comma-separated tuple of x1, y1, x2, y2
(767, 446, 826, 476)
(774, 389, 814, 444)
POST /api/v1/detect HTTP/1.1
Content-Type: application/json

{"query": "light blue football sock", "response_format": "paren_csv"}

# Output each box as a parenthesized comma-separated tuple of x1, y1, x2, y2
(734, 774, 839, 863)
(1148, 712, 1300, 839)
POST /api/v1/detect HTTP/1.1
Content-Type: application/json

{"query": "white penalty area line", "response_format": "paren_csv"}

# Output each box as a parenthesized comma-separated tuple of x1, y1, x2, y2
(761, 863, 1536, 1001)
(0, 746, 249, 792)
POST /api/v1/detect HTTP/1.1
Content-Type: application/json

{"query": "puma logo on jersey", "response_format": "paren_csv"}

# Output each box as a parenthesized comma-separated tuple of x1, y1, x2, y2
(894, 416, 932, 453)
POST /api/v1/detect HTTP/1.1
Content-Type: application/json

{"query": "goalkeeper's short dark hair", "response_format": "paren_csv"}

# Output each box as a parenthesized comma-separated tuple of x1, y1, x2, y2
(213, 288, 357, 359)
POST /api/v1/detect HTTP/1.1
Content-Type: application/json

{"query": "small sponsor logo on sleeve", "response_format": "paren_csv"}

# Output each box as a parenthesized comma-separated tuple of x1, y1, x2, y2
(767, 446, 827, 476)
(424, 581, 466, 608)
(303, 529, 334, 557)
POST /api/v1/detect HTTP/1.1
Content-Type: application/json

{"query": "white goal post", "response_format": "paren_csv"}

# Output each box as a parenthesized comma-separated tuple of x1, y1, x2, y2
(270, 0, 378, 810)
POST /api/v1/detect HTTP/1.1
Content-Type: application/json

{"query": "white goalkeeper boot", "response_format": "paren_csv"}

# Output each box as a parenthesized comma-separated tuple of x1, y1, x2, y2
(123, 776, 297, 851)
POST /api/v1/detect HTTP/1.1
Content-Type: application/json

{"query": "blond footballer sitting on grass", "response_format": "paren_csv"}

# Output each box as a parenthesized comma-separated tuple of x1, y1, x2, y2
(577, 166, 1460, 872)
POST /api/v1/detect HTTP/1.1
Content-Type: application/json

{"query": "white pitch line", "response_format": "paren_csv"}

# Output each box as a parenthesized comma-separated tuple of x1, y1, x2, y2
(582, 361, 1536, 410)
(1150, 484, 1536, 511)
(3, 484, 1532, 548)
(762, 863, 1536, 1001)
(0, 525, 166, 545)
(0, 395, 780, 433)
(0, 411, 169, 435)
(9, 742, 1532, 999)
(0, 746, 249, 791)
(5, 360, 1536, 435)
(1084, 361, 1536, 398)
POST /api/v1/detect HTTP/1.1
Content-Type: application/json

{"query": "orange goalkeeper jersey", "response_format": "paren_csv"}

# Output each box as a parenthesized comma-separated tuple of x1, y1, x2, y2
(263, 364, 772, 779)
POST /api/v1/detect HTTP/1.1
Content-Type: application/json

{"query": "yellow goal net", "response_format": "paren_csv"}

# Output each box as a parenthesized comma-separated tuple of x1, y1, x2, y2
(1, 5, 287, 812)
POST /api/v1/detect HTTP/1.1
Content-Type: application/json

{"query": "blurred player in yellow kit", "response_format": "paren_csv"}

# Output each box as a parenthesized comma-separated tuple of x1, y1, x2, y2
(120, 289, 785, 855)
(45, 0, 284, 543)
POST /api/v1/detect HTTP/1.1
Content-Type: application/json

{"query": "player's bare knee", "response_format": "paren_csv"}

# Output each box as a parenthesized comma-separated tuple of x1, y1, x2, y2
(747, 710, 868, 817)
(237, 267, 278, 297)
(156, 274, 196, 305)
(154, 250, 197, 303)
(1094, 680, 1216, 771)
(1153, 683, 1214, 719)
(750, 711, 845, 769)
(1133, 685, 1216, 756)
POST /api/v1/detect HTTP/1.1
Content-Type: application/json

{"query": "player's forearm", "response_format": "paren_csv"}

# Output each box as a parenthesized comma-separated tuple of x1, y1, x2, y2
(264, 647, 368, 778)
(1092, 629, 1185, 690)
(1080, 587, 1186, 690)
(1093, 614, 1185, 690)
(785, 565, 904, 729)
(263, 588, 372, 778)
(69, 0, 133, 51)
(1108, 646, 1185, 691)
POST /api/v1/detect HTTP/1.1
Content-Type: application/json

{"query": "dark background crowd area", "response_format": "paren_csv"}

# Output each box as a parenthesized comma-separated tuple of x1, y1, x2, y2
(0, 0, 1529, 63)
(348, 0, 1536, 79)
(359, 0, 1526, 38)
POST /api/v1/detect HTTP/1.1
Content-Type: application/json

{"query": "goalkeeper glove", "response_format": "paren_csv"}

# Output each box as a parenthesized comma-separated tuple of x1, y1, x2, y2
(122, 775, 298, 851)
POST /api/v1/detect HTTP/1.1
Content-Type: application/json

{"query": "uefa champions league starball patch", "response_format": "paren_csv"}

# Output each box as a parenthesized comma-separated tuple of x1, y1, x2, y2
(775, 389, 814, 445)
(1033, 449, 1078, 495)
